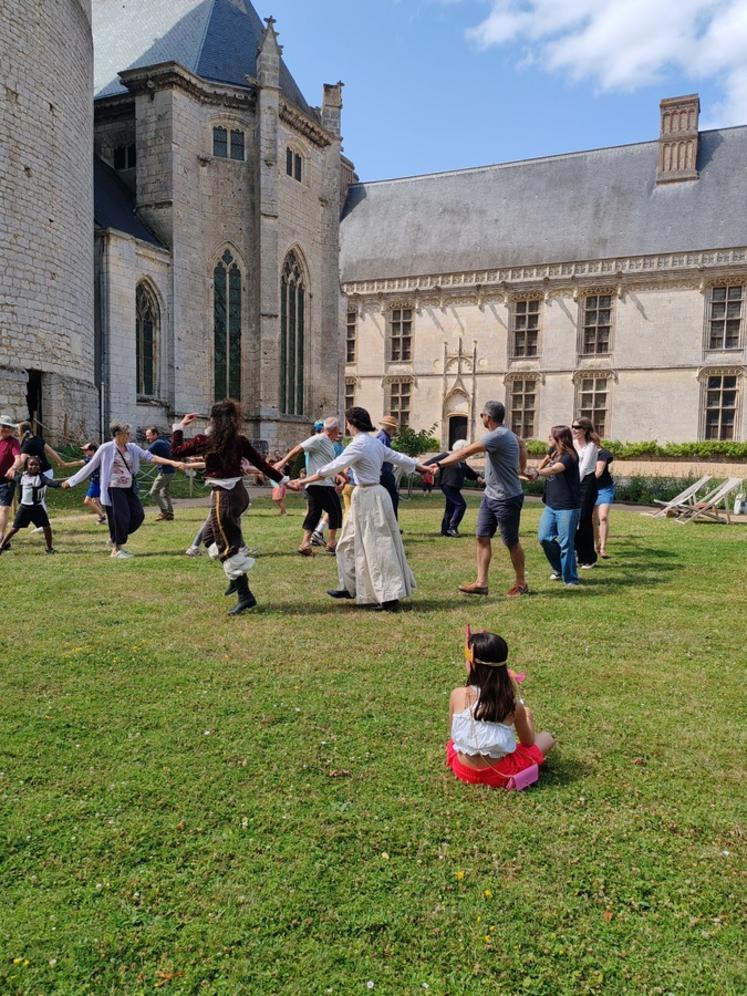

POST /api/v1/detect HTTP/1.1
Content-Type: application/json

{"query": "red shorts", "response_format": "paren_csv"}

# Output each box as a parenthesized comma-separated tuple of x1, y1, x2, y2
(446, 739, 544, 788)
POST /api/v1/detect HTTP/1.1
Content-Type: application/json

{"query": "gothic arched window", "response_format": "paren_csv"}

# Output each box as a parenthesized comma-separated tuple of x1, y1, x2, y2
(280, 250, 306, 415)
(213, 249, 242, 400)
(136, 282, 159, 397)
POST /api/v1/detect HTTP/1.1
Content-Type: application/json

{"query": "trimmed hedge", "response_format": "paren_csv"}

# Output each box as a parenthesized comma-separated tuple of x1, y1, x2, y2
(524, 439, 747, 460)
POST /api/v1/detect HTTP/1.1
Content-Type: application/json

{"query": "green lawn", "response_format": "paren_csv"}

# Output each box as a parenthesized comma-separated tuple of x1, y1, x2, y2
(1, 493, 744, 994)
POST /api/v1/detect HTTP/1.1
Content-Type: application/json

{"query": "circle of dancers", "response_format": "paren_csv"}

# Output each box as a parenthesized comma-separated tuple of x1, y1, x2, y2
(0, 401, 617, 790)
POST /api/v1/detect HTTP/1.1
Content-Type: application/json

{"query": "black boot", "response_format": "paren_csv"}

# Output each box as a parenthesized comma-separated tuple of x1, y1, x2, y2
(224, 578, 238, 596)
(227, 573, 257, 616)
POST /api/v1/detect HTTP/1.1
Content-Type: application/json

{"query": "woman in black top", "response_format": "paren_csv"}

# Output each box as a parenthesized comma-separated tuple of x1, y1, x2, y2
(593, 447, 615, 558)
(530, 425, 581, 587)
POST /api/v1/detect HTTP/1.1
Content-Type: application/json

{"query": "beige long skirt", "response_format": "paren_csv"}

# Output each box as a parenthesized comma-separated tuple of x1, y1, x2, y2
(335, 483, 416, 605)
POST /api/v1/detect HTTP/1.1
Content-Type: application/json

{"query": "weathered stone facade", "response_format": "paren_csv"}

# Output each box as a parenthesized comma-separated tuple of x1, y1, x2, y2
(341, 98, 747, 444)
(0, 0, 98, 440)
(92, 10, 345, 449)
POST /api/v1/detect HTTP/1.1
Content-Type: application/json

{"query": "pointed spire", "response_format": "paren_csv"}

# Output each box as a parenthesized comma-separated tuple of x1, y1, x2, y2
(257, 15, 282, 88)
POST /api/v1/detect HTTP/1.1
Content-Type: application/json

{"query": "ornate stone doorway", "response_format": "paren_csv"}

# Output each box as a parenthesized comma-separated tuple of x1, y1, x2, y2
(448, 414, 468, 447)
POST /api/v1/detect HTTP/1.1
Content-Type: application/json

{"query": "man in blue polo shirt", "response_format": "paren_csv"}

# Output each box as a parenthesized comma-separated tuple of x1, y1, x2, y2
(145, 425, 175, 521)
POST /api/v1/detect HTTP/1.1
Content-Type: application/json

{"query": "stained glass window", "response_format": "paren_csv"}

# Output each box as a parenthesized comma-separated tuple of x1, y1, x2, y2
(280, 251, 306, 415)
(214, 249, 241, 401)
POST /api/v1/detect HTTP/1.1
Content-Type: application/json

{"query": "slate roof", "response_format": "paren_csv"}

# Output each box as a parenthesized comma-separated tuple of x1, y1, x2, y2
(93, 157, 163, 247)
(340, 127, 747, 283)
(92, 0, 314, 115)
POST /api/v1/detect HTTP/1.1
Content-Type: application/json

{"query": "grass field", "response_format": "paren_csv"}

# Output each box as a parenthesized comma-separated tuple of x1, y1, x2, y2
(1, 491, 745, 994)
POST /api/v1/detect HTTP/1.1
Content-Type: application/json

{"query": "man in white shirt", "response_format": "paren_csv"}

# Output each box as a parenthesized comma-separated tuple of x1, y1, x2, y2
(275, 417, 343, 555)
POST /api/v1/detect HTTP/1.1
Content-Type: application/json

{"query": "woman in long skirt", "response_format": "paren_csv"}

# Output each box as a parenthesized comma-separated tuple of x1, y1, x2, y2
(288, 407, 432, 612)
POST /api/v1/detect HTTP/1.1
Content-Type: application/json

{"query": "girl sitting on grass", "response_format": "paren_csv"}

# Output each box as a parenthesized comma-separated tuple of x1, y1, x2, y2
(447, 630, 554, 788)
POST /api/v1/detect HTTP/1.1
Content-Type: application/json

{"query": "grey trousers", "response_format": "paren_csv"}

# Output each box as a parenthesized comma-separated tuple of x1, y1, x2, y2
(149, 472, 173, 517)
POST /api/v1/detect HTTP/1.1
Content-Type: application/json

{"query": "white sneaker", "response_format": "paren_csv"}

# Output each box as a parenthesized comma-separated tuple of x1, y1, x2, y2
(112, 549, 134, 560)
(185, 545, 201, 556)
(564, 582, 580, 589)
(580, 562, 596, 569)
(549, 572, 561, 581)
(34, 526, 45, 533)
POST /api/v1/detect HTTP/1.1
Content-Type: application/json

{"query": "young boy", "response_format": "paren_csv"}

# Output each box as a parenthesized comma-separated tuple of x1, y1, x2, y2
(67, 442, 107, 523)
(0, 455, 62, 554)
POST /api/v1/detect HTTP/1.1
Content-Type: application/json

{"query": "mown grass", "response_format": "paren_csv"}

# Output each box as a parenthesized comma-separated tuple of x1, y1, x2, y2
(1, 492, 745, 994)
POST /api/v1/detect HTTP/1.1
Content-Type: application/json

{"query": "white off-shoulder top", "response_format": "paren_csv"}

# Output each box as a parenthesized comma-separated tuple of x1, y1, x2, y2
(451, 688, 517, 759)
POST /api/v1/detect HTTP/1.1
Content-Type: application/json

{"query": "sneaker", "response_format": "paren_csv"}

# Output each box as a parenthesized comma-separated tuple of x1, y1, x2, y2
(458, 580, 489, 596)
(564, 582, 580, 589)
(112, 549, 133, 560)
(97, 516, 107, 525)
(310, 531, 325, 547)
(34, 526, 45, 533)
(549, 572, 561, 581)
(506, 583, 530, 598)
(580, 562, 596, 569)
(185, 545, 202, 557)
(446, 529, 460, 538)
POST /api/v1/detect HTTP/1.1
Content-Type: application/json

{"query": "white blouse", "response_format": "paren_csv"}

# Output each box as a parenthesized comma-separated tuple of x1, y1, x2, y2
(317, 431, 418, 485)
(575, 440, 599, 479)
(451, 689, 517, 759)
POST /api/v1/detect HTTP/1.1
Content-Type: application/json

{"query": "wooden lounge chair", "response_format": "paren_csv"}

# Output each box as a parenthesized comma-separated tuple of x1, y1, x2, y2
(641, 475, 712, 518)
(675, 477, 743, 525)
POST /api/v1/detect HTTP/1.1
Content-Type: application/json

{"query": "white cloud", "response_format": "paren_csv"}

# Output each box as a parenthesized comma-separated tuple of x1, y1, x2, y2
(464, 0, 747, 126)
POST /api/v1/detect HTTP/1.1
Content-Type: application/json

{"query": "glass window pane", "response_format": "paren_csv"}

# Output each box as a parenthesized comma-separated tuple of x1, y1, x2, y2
(726, 286, 741, 301)
(230, 130, 244, 161)
(712, 287, 726, 302)
(294, 153, 302, 181)
(213, 127, 227, 158)
(214, 264, 227, 400)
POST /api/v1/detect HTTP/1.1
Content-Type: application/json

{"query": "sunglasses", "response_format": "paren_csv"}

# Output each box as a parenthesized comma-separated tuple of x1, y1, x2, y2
(571, 424, 582, 429)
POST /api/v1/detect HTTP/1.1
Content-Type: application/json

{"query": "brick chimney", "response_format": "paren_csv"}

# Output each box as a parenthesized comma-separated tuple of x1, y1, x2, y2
(657, 94, 699, 184)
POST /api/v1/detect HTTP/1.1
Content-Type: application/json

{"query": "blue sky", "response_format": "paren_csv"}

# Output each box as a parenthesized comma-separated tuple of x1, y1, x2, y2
(259, 0, 747, 182)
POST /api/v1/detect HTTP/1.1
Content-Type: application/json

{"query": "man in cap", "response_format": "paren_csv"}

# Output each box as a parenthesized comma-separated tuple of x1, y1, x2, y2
(376, 415, 401, 519)
(0, 415, 21, 541)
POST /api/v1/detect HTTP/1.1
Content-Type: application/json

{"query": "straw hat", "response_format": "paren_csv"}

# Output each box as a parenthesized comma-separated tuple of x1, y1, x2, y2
(379, 415, 399, 433)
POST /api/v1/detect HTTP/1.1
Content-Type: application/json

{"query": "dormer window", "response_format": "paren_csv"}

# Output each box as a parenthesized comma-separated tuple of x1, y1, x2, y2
(286, 146, 303, 181)
(213, 127, 245, 161)
(113, 144, 136, 170)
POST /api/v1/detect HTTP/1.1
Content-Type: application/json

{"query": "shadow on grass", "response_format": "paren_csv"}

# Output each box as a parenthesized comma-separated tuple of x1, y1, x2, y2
(541, 754, 595, 786)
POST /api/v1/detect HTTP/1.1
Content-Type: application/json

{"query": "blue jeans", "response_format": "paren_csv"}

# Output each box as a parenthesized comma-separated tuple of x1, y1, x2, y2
(538, 506, 580, 584)
(441, 485, 466, 533)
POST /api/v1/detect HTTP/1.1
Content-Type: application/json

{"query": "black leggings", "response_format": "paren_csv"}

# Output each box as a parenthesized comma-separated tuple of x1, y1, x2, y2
(303, 485, 343, 531)
(105, 487, 145, 546)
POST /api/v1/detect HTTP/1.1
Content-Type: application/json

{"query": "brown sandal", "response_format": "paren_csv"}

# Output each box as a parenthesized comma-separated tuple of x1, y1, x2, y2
(297, 546, 314, 557)
(326, 544, 337, 555)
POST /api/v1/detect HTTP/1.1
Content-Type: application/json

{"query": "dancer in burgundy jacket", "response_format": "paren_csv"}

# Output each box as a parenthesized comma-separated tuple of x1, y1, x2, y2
(172, 401, 287, 615)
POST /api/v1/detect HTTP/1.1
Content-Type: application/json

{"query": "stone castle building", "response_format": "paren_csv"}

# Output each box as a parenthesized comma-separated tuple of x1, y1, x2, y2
(340, 95, 747, 444)
(1, 0, 98, 440)
(2, 0, 351, 448)
(2, 8, 746, 448)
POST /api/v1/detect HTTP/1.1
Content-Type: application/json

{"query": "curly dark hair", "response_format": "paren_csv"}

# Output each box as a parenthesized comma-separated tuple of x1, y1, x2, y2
(467, 632, 516, 724)
(345, 406, 375, 432)
(207, 400, 243, 464)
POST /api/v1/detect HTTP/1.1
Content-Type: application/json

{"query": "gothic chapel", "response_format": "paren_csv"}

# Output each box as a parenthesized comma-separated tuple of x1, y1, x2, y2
(91, 0, 354, 448)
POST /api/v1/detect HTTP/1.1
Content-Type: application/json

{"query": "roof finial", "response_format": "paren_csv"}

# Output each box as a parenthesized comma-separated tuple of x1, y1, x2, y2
(258, 14, 282, 85)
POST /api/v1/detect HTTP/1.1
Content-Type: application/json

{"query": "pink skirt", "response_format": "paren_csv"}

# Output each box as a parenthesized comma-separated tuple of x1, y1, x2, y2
(272, 483, 287, 500)
(446, 738, 544, 788)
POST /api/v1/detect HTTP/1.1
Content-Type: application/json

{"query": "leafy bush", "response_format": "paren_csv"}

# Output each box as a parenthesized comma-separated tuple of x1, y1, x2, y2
(525, 439, 747, 460)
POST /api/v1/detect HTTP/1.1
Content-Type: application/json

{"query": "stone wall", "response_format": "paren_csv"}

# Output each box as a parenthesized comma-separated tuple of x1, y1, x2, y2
(345, 280, 747, 444)
(0, 0, 98, 441)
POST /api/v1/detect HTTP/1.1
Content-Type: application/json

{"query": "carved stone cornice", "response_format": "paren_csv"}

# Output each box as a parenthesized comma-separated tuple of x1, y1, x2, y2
(697, 365, 746, 382)
(572, 367, 618, 385)
(504, 370, 545, 385)
(279, 99, 332, 149)
(381, 373, 416, 386)
(342, 247, 747, 303)
(118, 61, 256, 111)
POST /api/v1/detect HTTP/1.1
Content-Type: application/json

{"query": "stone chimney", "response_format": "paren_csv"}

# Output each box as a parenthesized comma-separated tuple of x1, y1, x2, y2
(657, 94, 699, 184)
(322, 81, 343, 137)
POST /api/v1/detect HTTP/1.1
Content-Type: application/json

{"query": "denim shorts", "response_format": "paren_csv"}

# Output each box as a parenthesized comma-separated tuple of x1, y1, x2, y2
(0, 479, 16, 507)
(476, 493, 524, 546)
(595, 485, 615, 506)
(86, 481, 101, 499)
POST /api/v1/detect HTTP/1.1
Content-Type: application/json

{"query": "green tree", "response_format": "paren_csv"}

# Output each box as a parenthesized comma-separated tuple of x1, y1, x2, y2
(391, 425, 440, 457)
